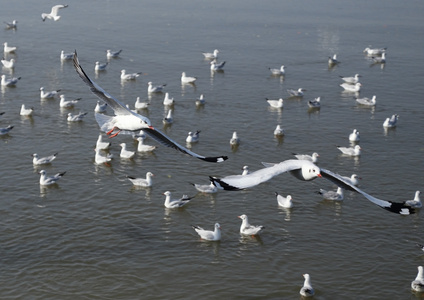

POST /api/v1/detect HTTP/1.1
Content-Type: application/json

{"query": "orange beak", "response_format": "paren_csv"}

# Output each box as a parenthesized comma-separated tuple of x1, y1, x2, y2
(317, 173, 322, 178)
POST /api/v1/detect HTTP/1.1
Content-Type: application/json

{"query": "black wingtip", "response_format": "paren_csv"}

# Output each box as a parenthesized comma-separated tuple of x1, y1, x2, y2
(202, 156, 228, 163)
(383, 202, 416, 215)
(209, 176, 240, 191)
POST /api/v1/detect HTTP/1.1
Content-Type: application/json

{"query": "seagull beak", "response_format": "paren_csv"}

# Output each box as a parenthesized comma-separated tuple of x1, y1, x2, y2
(238, 215, 242, 219)
(317, 173, 322, 178)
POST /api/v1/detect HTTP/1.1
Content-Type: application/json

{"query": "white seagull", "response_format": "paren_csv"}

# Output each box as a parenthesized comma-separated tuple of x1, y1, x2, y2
(73, 52, 227, 163)
(59, 94, 81, 108)
(1, 58, 16, 69)
(39, 170, 65, 186)
(318, 187, 344, 201)
(342, 174, 361, 186)
(287, 88, 306, 97)
(241, 166, 250, 176)
(162, 109, 173, 125)
(349, 129, 360, 142)
(60, 50, 74, 60)
(96, 134, 111, 150)
(356, 95, 376, 106)
(411, 266, 424, 293)
(162, 93, 174, 106)
(121, 69, 141, 80)
(148, 81, 166, 93)
(337, 145, 361, 156)
(300, 274, 315, 297)
(190, 181, 218, 194)
(186, 131, 200, 143)
(163, 191, 192, 208)
(293, 152, 319, 163)
(195, 94, 206, 106)
(208, 159, 416, 215)
(94, 148, 113, 165)
(238, 214, 265, 236)
(274, 125, 285, 137)
(266, 98, 284, 108)
(1, 75, 20, 86)
(106, 49, 122, 58)
(340, 82, 361, 92)
(95, 61, 108, 71)
(275, 192, 293, 209)
(119, 143, 135, 159)
(202, 49, 219, 59)
(192, 223, 221, 241)
(3, 42, 17, 53)
(308, 97, 321, 108)
(32, 153, 58, 165)
(67, 112, 87, 122)
(364, 47, 386, 56)
(340, 74, 361, 84)
(94, 100, 108, 113)
(40, 87, 61, 99)
(268, 65, 285, 76)
(0, 125, 13, 135)
(230, 131, 240, 146)
(328, 54, 338, 65)
(210, 60, 226, 71)
(136, 136, 157, 152)
(135, 97, 149, 110)
(41, 4, 68, 21)
(383, 114, 399, 128)
(20, 104, 34, 116)
(181, 72, 197, 84)
(372, 52, 386, 63)
(4, 20, 17, 29)
(126, 172, 154, 187)
(406, 191, 422, 208)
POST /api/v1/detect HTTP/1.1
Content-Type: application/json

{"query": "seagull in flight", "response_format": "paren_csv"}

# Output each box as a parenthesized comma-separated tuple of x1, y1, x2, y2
(73, 51, 228, 163)
(41, 4, 68, 21)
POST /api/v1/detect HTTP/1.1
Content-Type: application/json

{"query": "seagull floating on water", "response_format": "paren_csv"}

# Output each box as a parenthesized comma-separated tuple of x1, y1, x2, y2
(162, 93, 174, 106)
(60, 50, 74, 60)
(59, 94, 81, 108)
(364, 47, 386, 56)
(94, 148, 113, 165)
(162, 109, 173, 125)
(96, 134, 111, 150)
(181, 72, 197, 84)
(268, 65, 285, 76)
(230, 131, 240, 146)
(67, 112, 87, 122)
(372, 52, 386, 64)
(287, 88, 306, 97)
(20, 104, 34, 116)
(405, 191, 421, 208)
(307, 97, 321, 108)
(195, 94, 205, 106)
(383, 114, 398, 128)
(241, 165, 250, 176)
(148, 81, 166, 93)
(275, 192, 293, 208)
(192, 223, 221, 241)
(293, 152, 319, 163)
(41, 4, 68, 21)
(32, 153, 58, 165)
(210, 60, 226, 71)
(1, 58, 15, 69)
(266, 98, 284, 108)
(191, 181, 218, 194)
(94, 100, 108, 113)
(202, 49, 219, 59)
(136, 136, 157, 152)
(340, 74, 361, 84)
(342, 174, 361, 186)
(127, 172, 154, 187)
(3, 42, 17, 53)
(0, 125, 13, 135)
(121, 69, 141, 81)
(40, 87, 60, 99)
(349, 129, 360, 142)
(134, 97, 149, 110)
(119, 143, 135, 159)
(274, 125, 285, 137)
(411, 266, 424, 293)
(318, 187, 344, 201)
(4, 20, 17, 29)
(356, 95, 376, 106)
(300, 274, 315, 297)
(39, 169, 65, 186)
(106, 49, 122, 58)
(328, 54, 338, 65)
(163, 191, 192, 208)
(95, 61, 108, 71)
(340, 82, 361, 92)
(337, 145, 361, 156)
(209, 159, 416, 215)
(186, 131, 200, 143)
(1, 75, 20, 86)
(73, 52, 228, 163)
(238, 214, 265, 236)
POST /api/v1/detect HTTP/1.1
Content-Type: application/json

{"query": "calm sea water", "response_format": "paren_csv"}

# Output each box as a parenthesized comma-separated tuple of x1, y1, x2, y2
(1, 1, 424, 299)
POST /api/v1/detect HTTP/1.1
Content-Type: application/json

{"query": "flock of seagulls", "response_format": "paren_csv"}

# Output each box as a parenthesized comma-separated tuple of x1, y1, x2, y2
(0, 5, 420, 297)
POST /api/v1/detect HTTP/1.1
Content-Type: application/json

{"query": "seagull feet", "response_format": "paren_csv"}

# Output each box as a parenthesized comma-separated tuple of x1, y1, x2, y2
(107, 127, 121, 138)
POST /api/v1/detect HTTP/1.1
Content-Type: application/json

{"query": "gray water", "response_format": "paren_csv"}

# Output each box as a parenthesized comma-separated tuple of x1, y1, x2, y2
(1, 0, 424, 299)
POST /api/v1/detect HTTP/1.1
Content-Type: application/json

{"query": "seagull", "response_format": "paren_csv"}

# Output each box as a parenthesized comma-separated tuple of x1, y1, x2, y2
(20, 104, 34, 116)
(163, 191, 192, 208)
(73, 52, 227, 163)
(94, 148, 113, 165)
(119, 143, 135, 159)
(96, 134, 111, 150)
(341, 174, 361, 186)
(192, 223, 221, 241)
(318, 187, 344, 201)
(210, 60, 226, 71)
(202, 49, 219, 59)
(59, 94, 81, 108)
(405, 191, 422, 208)
(94, 61, 108, 71)
(300, 274, 315, 297)
(287, 88, 306, 97)
(136, 136, 157, 152)
(238, 214, 265, 236)
(1, 58, 16, 69)
(266, 98, 284, 108)
(181, 72, 197, 84)
(40, 87, 61, 99)
(328, 54, 338, 65)
(1, 75, 20, 86)
(126, 172, 154, 187)
(106, 49, 122, 58)
(340, 82, 361, 92)
(372, 52, 386, 64)
(307, 97, 321, 108)
(163, 93, 174, 106)
(274, 125, 285, 137)
(3, 42, 17, 53)
(38, 170, 65, 186)
(293, 152, 319, 163)
(32, 153, 58, 165)
(0, 125, 13, 135)
(230, 131, 240, 146)
(275, 192, 293, 208)
(241, 165, 250, 176)
(121, 69, 141, 80)
(67, 112, 87, 122)
(383, 114, 399, 128)
(135, 97, 149, 110)
(356, 95, 376, 106)
(148, 81, 166, 93)
(208, 159, 416, 215)
(337, 145, 361, 156)
(268, 65, 285, 75)
(364, 47, 386, 56)
(186, 131, 200, 143)
(41, 4, 68, 21)
(4, 20, 17, 29)
(190, 181, 218, 194)
(162, 109, 173, 125)
(60, 50, 74, 60)
(340, 74, 361, 84)
(411, 266, 424, 293)
(195, 94, 206, 106)
(349, 129, 360, 142)
(94, 100, 108, 113)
